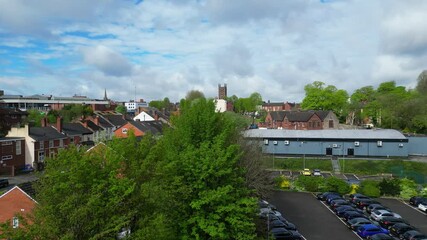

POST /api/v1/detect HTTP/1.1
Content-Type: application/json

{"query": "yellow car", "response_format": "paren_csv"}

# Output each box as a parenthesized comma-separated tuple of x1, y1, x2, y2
(302, 168, 311, 176)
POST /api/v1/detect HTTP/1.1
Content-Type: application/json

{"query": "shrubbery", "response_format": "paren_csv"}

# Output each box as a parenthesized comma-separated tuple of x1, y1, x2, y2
(358, 180, 380, 197)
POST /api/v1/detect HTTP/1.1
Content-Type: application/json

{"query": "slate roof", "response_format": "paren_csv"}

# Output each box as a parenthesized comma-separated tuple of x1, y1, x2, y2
(269, 111, 287, 121)
(97, 116, 114, 129)
(284, 111, 315, 122)
(103, 114, 128, 127)
(129, 121, 163, 135)
(29, 126, 67, 141)
(312, 110, 330, 120)
(82, 120, 103, 131)
(262, 102, 284, 107)
(62, 123, 93, 136)
(244, 129, 407, 140)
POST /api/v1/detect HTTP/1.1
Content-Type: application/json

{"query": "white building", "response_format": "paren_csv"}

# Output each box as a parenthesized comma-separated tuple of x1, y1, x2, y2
(125, 101, 149, 112)
(214, 99, 227, 113)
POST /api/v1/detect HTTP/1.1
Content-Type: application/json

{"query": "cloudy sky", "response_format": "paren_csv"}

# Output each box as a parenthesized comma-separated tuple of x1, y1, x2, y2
(1, 0, 426, 102)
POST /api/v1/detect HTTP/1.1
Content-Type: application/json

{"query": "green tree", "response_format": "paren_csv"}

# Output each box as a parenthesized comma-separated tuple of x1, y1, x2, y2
(324, 177, 350, 195)
(185, 90, 205, 102)
(157, 98, 257, 239)
(399, 178, 418, 199)
(301, 81, 349, 120)
(26, 109, 45, 127)
(115, 105, 127, 115)
(358, 180, 380, 197)
(379, 178, 401, 196)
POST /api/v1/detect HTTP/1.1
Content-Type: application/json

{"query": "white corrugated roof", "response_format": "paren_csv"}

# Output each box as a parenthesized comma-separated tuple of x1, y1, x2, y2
(244, 129, 406, 140)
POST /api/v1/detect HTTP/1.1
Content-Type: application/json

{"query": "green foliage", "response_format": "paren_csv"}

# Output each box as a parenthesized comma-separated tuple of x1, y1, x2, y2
(26, 109, 45, 127)
(185, 90, 205, 102)
(379, 178, 401, 196)
(233, 92, 263, 113)
(294, 175, 325, 192)
(149, 97, 173, 111)
(301, 81, 349, 119)
(115, 105, 127, 115)
(59, 104, 93, 123)
(358, 180, 380, 197)
(399, 178, 418, 199)
(416, 70, 427, 94)
(324, 177, 351, 195)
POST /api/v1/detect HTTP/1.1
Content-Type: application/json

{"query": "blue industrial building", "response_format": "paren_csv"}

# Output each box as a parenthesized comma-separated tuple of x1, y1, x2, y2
(244, 129, 409, 157)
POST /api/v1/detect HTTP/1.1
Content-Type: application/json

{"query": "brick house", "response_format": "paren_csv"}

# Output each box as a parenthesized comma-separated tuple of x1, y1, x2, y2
(0, 108, 28, 137)
(7, 124, 69, 170)
(114, 120, 163, 138)
(0, 186, 37, 229)
(264, 110, 339, 130)
(0, 137, 25, 175)
(261, 102, 301, 112)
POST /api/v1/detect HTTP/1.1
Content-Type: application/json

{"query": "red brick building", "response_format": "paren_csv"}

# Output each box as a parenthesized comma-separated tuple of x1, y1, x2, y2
(0, 137, 25, 175)
(261, 102, 300, 112)
(0, 186, 37, 228)
(264, 110, 339, 130)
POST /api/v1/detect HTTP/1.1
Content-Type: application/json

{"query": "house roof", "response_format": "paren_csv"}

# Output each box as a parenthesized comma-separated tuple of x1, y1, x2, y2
(0, 137, 25, 142)
(129, 120, 163, 135)
(62, 123, 93, 136)
(103, 114, 128, 127)
(312, 110, 331, 120)
(0, 186, 37, 223)
(269, 111, 287, 121)
(29, 126, 67, 141)
(284, 111, 316, 122)
(0, 108, 28, 116)
(244, 129, 407, 140)
(97, 116, 114, 128)
(262, 102, 284, 107)
(82, 119, 103, 131)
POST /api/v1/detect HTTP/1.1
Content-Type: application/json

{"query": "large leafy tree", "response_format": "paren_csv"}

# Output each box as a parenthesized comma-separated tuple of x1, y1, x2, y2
(156, 98, 257, 239)
(301, 81, 349, 119)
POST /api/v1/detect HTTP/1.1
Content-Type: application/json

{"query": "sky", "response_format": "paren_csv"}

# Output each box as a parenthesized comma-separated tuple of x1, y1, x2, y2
(1, 0, 427, 103)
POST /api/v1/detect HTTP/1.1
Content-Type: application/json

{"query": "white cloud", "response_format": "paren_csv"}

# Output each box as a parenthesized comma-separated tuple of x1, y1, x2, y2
(82, 45, 133, 77)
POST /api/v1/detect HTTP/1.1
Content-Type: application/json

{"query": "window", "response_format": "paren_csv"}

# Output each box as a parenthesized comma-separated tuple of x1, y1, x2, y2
(329, 120, 334, 128)
(59, 139, 63, 148)
(16, 141, 21, 155)
(122, 128, 128, 134)
(38, 151, 45, 162)
(39, 141, 44, 150)
(1, 155, 12, 161)
(2, 141, 12, 146)
(264, 139, 269, 145)
(377, 141, 383, 147)
(12, 217, 19, 229)
(49, 140, 54, 148)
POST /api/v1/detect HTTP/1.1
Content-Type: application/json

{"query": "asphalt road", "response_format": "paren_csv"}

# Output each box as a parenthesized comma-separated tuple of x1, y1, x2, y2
(377, 198, 427, 233)
(270, 191, 361, 240)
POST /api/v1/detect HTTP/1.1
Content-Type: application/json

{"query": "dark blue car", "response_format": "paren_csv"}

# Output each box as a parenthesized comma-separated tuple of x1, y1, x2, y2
(356, 224, 389, 238)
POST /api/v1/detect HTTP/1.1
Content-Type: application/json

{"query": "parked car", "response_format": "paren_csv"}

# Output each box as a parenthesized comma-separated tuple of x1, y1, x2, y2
(302, 168, 311, 176)
(0, 178, 9, 188)
(331, 201, 352, 210)
(329, 199, 349, 208)
(344, 211, 367, 222)
(418, 200, 427, 212)
(366, 233, 394, 240)
(270, 228, 302, 240)
(366, 204, 391, 215)
(326, 195, 344, 205)
(401, 230, 427, 240)
(370, 210, 401, 221)
(356, 224, 389, 238)
(409, 196, 427, 207)
(313, 169, 322, 176)
(316, 192, 340, 201)
(378, 216, 408, 229)
(335, 207, 363, 217)
(389, 223, 417, 239)
(355, 199, 380, 210)
(269, 219, 297, 231)
(349, 193, 370, 204)
(346, 217, 372, 231)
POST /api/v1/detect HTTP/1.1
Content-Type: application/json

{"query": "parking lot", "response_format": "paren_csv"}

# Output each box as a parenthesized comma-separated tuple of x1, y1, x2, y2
(270, 191, 360, 240)
(270, 191, 427, 240)
(376, 198, 427, 233)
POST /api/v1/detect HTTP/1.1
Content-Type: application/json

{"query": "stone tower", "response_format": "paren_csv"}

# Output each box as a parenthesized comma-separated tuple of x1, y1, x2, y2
(218, 84, 227, 99)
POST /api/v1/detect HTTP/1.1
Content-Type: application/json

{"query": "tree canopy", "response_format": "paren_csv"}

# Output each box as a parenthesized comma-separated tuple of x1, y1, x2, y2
(2, 98, 263, 240)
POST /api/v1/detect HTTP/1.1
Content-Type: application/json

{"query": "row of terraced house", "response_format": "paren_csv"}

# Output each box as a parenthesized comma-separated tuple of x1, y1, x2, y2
(0, 110, 166, 175)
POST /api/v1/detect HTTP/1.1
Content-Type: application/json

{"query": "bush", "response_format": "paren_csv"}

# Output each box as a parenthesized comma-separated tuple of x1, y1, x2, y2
(399, 178, 418, 199)
(359, 180, 380, 198)
(379, 178, 401, 196)
(275, 175, 291, 189)
(324, 177, 350, 195)
(294, 176, 325, 192)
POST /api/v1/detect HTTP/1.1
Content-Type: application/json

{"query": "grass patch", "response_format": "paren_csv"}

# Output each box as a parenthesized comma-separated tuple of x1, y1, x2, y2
(264, 157, 332, 172)
(340, 159, 427, 177)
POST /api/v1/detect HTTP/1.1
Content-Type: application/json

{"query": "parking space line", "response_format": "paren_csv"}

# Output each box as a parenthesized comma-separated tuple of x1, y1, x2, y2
(398, 199, 427, 216)
(311, 193, 364, 240)
(353, 174, 359, 180)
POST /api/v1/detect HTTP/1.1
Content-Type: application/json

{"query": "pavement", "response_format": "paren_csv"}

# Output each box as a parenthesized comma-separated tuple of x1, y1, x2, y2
(1, 172, 38, 186)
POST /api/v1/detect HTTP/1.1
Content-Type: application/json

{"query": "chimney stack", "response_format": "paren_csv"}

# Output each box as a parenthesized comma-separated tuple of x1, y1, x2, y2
(94, 116, 100, 126)
(56, 116, 63, 133)
(41, 117, 48, 127)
